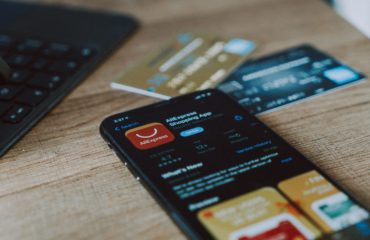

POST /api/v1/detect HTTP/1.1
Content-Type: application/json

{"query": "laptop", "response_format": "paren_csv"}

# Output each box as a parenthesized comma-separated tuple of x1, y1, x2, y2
(0, 1, 138, 156)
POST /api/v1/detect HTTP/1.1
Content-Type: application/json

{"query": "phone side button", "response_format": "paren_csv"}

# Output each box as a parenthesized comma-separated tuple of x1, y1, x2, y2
(123, 159, 140, 180)
(109, 147, 140, 181)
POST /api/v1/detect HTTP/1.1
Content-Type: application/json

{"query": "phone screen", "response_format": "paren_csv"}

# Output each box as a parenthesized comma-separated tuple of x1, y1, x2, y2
(101, 90, 369, 240)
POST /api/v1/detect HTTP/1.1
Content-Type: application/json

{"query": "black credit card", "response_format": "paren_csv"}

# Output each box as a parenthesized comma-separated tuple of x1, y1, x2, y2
(217, 44, 366, 115)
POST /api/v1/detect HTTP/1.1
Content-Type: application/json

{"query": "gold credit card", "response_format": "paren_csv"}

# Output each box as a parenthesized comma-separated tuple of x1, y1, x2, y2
(111, 32, 257, 99)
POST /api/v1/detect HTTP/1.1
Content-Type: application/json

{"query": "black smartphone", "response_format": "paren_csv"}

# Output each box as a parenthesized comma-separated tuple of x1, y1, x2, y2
(100, 89, 370, 240)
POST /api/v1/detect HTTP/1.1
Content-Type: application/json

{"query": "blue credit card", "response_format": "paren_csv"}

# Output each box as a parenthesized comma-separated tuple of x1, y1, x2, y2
(217, 44, 366, 115)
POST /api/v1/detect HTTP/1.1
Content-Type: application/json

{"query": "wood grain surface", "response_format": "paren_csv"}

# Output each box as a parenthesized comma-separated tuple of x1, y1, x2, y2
(1, 0, 370, 239)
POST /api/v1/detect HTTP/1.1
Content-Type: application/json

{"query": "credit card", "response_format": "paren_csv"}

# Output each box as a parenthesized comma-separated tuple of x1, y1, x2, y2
(217, 44, 366, 115)
(112, 32, 257, 99)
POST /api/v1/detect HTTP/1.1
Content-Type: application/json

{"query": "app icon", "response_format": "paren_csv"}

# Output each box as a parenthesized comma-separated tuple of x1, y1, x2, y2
(125, 123, 175, 150)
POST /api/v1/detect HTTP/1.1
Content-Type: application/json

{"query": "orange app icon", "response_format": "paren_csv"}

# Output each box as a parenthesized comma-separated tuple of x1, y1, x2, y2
(125, 123, 175, 150)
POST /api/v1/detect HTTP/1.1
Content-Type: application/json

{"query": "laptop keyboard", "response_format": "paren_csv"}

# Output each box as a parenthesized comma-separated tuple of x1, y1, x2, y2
(0, 34, 95, 124)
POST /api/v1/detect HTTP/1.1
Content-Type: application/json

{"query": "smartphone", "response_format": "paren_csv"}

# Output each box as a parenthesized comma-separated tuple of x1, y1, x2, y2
(100, 89, 370, 240)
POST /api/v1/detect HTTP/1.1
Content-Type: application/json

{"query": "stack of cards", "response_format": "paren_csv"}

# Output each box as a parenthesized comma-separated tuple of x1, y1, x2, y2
(113, 33, 366, 114)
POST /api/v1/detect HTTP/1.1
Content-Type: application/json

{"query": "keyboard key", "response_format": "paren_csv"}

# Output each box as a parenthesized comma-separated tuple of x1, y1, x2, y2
(49, 60, 79, 75)
(43, 43, 70, 58)
(2, 104, 31, 123)
(28, 73, 63, 90)
(0, 102, 11, 116)
(0, 35, 15, 49)
(32, 58, 49, 70)
(16, 88, 47, 106)
(9, 70, 30, 83)
(70, 47, 95, 60)
(0, 85, 22, 100)
(17, 39, 43, 53)
(6, 54, 33, 67)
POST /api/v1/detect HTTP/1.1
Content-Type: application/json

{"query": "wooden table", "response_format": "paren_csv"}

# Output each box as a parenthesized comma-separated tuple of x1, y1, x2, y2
(2, 0, 370, 239)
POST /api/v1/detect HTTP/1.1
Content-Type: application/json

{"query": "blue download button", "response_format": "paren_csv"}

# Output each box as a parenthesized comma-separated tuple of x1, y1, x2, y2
(180, 127, 204, 137)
